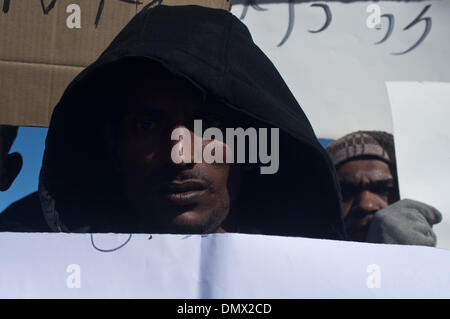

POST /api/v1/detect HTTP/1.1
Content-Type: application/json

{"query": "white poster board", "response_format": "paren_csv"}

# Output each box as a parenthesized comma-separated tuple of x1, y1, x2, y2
(387, 81, 450, 250)
(230, 1, 450, 139)
(1, 232, 450, 298)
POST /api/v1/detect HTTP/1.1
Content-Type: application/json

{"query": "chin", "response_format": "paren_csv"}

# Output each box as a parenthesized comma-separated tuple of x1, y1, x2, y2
(349, 231, 368, 242)
(169, 210, 212, 234)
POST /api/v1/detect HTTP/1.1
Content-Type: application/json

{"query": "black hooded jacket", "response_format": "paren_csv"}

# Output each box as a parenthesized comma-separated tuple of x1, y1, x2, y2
(1, 5, 345, 240)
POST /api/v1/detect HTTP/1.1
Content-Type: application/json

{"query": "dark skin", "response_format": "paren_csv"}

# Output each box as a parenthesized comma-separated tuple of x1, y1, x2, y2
(0, 126, 22, 192)
(105, 70, 243, 234)
(337, 159, 396, 242)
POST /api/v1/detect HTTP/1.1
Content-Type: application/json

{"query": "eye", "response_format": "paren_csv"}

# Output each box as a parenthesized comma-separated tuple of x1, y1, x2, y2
(375, 185, 394, 199)
(203, 117, 223, 129)
(212, 120, 222, 128)
(136, 118, 156, 131)
(198, 110, 227, 129)
(340, 182, 357, 202)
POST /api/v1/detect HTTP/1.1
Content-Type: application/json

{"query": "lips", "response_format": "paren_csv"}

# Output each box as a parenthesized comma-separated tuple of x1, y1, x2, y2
(159, 180, 208, 205)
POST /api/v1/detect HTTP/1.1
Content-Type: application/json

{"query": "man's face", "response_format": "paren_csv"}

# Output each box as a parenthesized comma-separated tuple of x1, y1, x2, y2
(107, 72, 242, 234)
(337, 159, 396, 242)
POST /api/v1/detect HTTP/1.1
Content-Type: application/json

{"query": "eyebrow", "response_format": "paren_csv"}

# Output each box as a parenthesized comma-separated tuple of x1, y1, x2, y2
(129, 105, 166, 117)
(340, 178, 395, 188)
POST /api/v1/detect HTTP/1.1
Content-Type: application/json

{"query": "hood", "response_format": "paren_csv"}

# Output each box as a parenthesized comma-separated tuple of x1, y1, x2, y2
(39, 4, 345, 240)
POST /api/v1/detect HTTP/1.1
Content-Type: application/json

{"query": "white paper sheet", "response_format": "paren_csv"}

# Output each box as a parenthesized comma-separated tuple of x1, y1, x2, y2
(1, 232, 449, 298)
(231, 1, 450, 139)
(387, 81, 450, 250)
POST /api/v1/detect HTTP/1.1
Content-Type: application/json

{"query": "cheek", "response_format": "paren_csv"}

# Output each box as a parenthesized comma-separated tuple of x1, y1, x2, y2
(341, 201, 352, 218)
(201, 139, 230, 163)
(118, 138, 159, 183)
(197, 163, 233, 210)
(378, 196, 389, 209)
(211, 164, 232, 192)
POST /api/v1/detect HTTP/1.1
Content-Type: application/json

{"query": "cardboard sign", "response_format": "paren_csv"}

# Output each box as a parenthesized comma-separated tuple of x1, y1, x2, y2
(0, 0, 231, 127)
(1, 232, 450, 298)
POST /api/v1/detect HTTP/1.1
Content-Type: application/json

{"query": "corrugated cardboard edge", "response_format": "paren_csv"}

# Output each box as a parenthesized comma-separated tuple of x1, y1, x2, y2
(0, 0, 232, 127)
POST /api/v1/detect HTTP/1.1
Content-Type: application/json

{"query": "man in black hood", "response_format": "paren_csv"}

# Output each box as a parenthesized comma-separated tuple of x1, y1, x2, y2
(1, 4, 344, 239)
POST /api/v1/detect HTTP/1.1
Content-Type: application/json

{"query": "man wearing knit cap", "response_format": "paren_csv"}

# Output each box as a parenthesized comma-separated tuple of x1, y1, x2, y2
(326, 131, 442, 246)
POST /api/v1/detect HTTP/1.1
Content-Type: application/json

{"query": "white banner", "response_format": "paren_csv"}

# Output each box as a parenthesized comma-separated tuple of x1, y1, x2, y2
(231, 1, 450, 139)
(1, 232, 449, 298)
(387, 81, 450, 250)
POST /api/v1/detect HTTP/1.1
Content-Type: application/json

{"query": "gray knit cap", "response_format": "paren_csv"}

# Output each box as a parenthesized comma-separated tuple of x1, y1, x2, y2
(325, 131, 391, 167)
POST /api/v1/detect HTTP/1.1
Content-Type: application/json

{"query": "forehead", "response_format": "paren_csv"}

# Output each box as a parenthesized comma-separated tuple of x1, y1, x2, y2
(117, 66, 204, 114)
(107, 61, 246, 124)
(337, 159, 392, 182)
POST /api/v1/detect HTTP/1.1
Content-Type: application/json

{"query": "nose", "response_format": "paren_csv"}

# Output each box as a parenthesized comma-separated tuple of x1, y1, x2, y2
(356, 190, 388, 215)
(169, 125, 200, 167)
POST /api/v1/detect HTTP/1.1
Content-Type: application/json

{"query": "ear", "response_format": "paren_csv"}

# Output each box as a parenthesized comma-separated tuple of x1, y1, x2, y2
(0, 152, 23, 191)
